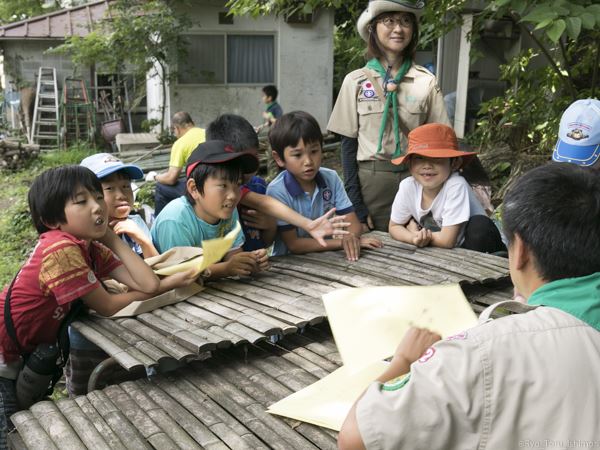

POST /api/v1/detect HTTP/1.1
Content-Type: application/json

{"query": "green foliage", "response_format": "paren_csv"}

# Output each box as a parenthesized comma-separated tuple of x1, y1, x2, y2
(0, 198, 37, 287)
(0, 147, 96, 287)
(0, 0, 50, 25)
(225, 0, 363, 19)
(134, 182, 155, 209)
(49, 0, 190, 132)
(470, 0, 600, 184)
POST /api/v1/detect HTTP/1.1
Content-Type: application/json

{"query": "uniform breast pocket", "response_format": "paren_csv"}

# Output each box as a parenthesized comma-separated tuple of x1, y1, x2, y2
(399, 97, 427, 129)
(357, 99, 384, 117)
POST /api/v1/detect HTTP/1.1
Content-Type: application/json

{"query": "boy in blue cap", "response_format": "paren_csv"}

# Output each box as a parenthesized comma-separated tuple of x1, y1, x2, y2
(81, 153, 158, 258)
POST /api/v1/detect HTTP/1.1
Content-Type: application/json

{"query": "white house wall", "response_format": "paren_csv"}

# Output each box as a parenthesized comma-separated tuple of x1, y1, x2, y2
(170, 2, 334, 130)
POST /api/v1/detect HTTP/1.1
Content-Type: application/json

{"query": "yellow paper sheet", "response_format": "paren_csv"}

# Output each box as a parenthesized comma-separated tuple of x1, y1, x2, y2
(268, 360, 389, 431)
(154, 222, 241, 276)
(323, 284, 477, 370)
(108, 283, 203, 318)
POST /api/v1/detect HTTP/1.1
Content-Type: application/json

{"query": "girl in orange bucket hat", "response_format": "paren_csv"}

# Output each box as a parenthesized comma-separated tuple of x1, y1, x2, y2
(388, 123, 505, 252)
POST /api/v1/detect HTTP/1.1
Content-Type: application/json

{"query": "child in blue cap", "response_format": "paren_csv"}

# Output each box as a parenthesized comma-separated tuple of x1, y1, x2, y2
(81, 153, 158, 258)
(553, 98, 600, 169)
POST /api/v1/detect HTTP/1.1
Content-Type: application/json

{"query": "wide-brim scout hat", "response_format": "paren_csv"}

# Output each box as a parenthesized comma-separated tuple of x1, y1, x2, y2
(391, 123, 476, 166)
(186, 140, 259, 178)
(357, 0, 425, 41)
(553, 98, 600, 167)
(81, 153, 144, 180)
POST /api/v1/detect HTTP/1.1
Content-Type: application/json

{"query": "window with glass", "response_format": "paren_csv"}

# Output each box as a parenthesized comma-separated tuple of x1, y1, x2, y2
(178, 34, 275, 85)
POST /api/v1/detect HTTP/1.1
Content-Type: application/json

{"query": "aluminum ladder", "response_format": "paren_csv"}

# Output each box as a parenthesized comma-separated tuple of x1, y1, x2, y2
(30, 67, 59, 150)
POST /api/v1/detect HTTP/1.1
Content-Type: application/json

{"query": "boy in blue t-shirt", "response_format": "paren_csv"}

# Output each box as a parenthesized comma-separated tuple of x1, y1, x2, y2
(206, 114, 276, 251)
(266, 111, 382, 261)
(151, 140, 270, 279)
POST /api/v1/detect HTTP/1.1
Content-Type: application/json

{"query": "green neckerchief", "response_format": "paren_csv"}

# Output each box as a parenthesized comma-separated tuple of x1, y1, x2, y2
(527, 272, 600, 332)
(265, 102, 275, 112)
(365, 58, 412, 158)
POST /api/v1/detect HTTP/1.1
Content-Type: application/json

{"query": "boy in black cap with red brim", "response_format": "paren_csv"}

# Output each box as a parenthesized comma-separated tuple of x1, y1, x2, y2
(151, 140, 269, 278)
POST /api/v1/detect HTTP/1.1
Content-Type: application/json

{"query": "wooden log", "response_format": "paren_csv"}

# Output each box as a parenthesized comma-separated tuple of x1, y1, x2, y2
(30, 401, 86, 450)
(119, 381, 203, 450)
(56, 399, 112, 450)
(10, 410, 58, 450)
(0, 140, 40, 151)
(86, 390, 151, 450)
(73, 396, 127, 450)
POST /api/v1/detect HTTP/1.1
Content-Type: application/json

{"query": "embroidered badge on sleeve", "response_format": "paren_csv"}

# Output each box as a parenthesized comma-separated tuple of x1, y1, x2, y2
(382, 373, 411, 391)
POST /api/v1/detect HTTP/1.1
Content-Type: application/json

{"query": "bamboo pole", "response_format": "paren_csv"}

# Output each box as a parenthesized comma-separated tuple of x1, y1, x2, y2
(56, 399, 112, 450)
(30, 401, 86, 450)
(10, 410, 58, 450)
(73, 396, 127, 450)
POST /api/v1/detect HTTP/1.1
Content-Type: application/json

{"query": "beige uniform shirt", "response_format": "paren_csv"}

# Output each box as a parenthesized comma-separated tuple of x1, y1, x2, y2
(328, 64, 450, 161)
(356, 301, 600, 449)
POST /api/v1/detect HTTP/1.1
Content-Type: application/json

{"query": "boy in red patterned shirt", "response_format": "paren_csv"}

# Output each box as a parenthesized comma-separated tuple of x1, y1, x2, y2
(0, 165, 197, 447)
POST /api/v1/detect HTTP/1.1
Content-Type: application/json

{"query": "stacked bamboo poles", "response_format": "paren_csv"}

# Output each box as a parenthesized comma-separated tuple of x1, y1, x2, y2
(11, 327, 341, 449)
(71, 232, 510, 372)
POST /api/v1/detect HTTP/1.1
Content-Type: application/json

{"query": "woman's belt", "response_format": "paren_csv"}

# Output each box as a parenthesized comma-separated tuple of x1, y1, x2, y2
(357, 159, 408, 172)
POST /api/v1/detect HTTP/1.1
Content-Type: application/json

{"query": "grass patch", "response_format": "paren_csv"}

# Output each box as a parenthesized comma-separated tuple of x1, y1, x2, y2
(0, 147, 97, 287)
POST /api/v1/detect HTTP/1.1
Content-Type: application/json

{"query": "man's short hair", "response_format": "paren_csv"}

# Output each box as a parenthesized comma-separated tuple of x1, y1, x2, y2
(262, 85, 278, 101)
(268, 111, 323, 161)
(502, 162, 600, 281)
(171, 111, 194, 128)
(206, 114, 259, 152)
(29, 165, 103, 234)
(185, 159, 244, 205)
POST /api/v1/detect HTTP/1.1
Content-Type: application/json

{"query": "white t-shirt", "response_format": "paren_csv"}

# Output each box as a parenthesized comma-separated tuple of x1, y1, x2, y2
(390, 172, 485, 245)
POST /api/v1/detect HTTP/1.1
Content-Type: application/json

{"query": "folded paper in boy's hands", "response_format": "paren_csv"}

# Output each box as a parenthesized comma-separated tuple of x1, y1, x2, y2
(153, 222, 242, 276)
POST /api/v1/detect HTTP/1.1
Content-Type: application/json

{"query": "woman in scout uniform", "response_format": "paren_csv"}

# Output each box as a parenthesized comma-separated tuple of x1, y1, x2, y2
(328, 0, 450, 231)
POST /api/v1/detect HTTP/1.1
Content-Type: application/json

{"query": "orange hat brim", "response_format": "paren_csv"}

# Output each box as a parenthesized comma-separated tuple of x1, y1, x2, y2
(391, 147, 476, 166)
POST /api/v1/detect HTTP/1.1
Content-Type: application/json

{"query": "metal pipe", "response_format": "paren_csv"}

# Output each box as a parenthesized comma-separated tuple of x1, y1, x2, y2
(87, 356, 117, 393)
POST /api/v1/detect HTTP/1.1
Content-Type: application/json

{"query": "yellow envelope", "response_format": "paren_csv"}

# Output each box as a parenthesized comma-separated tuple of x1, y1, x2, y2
(323, 284, 477, 370)
(154, 222, 241, 276)
(268, 360, 389, 431)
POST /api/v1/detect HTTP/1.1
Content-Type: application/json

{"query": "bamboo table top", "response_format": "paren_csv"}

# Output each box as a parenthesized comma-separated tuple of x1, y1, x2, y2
(12, 326, 342, 450)
(71, 232, 511, 372)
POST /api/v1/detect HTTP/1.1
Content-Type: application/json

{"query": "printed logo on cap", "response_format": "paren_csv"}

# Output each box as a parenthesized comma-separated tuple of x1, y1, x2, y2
(566, 127, 589, 141)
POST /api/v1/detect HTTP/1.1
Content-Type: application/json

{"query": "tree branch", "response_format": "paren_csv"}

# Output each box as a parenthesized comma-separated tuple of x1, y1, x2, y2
(510, 11, 577, 99)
